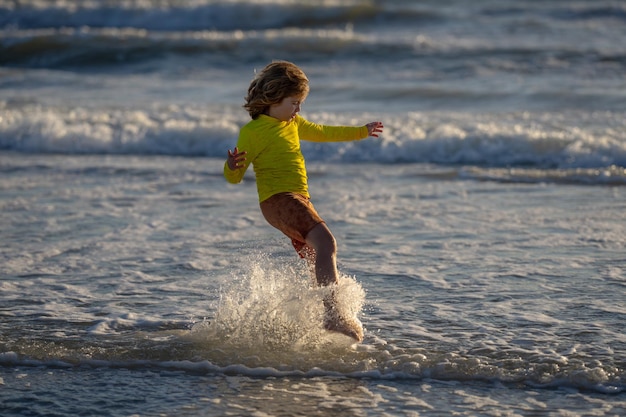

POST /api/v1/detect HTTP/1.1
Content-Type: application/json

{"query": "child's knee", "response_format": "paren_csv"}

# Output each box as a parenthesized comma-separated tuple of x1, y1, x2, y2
(306, 223, 336, 253)
(319, 232, 337, 257)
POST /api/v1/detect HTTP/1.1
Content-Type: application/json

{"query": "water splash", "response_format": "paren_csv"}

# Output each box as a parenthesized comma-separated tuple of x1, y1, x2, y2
(190, 253, 365, 354)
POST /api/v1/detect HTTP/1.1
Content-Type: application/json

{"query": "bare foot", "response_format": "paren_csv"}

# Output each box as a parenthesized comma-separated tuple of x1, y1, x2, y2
(324, 315, 364, 342)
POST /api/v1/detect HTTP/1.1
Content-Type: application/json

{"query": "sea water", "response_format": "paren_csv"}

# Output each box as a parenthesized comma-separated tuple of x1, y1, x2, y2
(1, 1, 626, 416)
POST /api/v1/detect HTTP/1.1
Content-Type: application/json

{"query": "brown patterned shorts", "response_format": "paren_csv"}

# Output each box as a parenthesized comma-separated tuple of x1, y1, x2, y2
(260, 192, 324, 256)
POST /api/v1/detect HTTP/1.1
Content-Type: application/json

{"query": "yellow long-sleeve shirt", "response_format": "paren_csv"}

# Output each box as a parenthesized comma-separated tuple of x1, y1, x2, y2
(224, 114, 368, 202)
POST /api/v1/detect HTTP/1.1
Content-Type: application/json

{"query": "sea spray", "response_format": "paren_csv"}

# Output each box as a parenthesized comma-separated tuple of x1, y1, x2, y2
(190, 253, 366, 354)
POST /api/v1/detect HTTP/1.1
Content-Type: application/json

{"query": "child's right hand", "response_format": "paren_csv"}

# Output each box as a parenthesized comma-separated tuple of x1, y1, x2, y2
(227, 147, 247, 170)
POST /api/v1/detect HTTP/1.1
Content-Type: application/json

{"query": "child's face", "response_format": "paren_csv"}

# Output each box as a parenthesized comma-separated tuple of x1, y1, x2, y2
(268, 95, 305, 122)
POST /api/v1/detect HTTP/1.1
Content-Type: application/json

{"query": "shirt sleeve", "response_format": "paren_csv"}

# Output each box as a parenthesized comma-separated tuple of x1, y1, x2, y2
(296, 116, 368, 143)
(223, 160, 243, 184)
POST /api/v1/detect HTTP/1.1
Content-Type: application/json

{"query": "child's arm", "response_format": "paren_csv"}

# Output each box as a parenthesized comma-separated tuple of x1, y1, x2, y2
(297, 116, 383, 142)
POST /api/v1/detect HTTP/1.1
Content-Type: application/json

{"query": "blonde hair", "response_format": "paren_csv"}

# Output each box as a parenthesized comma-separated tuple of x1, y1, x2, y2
(244, 61, 309, 119)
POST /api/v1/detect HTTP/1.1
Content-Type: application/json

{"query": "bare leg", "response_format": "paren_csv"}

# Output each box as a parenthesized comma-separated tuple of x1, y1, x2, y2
(304, 223, 338, 287)
(305, 223, 363, 341)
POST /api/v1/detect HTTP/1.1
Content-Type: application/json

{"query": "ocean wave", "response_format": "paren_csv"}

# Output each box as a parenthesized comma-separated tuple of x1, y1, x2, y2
(3, 0, 624, 33)
(2, 0, 624, 71)
(1, 0, 382, 32)
(0, 26, 384, 68)
(1, 102, 625, 175)
(2, 25, 624, 82)
(2, 30, 624, 95)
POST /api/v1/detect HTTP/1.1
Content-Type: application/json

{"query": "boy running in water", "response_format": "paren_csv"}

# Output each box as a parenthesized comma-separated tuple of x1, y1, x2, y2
(224, 61, 383, 341)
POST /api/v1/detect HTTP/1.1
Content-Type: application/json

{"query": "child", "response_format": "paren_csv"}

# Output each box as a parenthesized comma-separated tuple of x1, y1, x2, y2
(224, 61, 383, 341)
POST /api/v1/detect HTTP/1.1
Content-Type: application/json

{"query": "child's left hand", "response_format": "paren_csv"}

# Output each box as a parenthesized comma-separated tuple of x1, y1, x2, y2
(366, 121, 384, 138)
